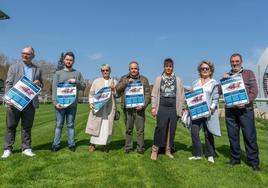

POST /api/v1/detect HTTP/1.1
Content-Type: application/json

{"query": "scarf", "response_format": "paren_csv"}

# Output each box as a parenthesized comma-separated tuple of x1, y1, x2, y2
(161, 72, 176, 88)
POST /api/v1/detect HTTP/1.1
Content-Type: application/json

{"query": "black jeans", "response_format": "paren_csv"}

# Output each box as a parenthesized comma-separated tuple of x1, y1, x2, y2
(191, 118, 215, 157)
(225, 106, 259, 167)
(153, 98, 177, 148)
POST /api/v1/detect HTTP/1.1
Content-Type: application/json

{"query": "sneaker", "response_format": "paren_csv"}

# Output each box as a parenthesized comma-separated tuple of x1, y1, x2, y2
(188, 156, 202, 160)
(208, 156, 215, 163)
(1, 150, 12, 159)
(22, 149, 36, 157)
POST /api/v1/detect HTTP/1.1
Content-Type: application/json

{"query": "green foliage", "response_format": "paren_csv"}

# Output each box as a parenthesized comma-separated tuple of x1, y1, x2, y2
(0, 104, 267, 187)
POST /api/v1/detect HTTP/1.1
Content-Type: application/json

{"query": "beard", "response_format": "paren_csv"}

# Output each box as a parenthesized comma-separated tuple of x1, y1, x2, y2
(65, 64, 73, 69)
(231, 65, 242, 72)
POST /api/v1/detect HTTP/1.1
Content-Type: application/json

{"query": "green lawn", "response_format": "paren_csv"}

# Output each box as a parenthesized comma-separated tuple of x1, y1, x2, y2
(0, 104, 267, 188)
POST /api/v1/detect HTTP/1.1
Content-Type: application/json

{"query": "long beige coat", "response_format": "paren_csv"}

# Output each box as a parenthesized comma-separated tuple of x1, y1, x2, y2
(85, 78, 117, 136)
(151, 76, 185, 117)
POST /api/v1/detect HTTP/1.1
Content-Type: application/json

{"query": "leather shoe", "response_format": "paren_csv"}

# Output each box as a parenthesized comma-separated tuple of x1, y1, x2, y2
(252, 166, 260, 171)
(69, 146, 76, 152)
(51, 146, 60, 152)
(225, 160, 240, 166)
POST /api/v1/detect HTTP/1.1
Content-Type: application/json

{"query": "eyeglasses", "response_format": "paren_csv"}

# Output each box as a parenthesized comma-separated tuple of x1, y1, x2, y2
(200, 67, 210, 71)
(101, 69, 109, 72)
(231, 60, 241, 63)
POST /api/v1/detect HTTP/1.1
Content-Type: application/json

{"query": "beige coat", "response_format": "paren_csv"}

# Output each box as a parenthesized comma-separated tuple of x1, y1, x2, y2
(151, 76, 184, 117)
(85, 78, 117, 136)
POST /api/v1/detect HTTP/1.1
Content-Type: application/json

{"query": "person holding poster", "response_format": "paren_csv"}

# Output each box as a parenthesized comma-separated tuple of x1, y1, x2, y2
(116, 61, 150, 154)
(1, 47, 43, 158)
(85, 64, 117, 152)
(150, 58, 184, 160)
(222, 53, 260, 171)
(187, 61, 220, 163)
(51, 52, 85, 152)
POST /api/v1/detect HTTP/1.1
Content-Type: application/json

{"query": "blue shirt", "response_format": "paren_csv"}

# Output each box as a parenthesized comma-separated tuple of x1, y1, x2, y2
(23, 63, 33, 81)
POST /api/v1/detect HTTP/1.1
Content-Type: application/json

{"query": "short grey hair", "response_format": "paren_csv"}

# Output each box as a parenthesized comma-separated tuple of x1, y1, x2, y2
(128, 61, 139, 70)
(101, 64, 111, 72)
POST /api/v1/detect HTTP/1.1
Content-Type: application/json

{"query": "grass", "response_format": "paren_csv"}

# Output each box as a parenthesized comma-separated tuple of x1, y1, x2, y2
(0, 104, 268, 188)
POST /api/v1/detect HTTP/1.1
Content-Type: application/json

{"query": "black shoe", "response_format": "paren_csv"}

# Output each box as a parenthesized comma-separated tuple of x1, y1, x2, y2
(252, 166, 260, 171)
(225, 160, 241, 166)
(51, 146, 60, 152)
(137, 150, 145, 155)
(125, 150, 132, 154)
(69, 146, 76, 152)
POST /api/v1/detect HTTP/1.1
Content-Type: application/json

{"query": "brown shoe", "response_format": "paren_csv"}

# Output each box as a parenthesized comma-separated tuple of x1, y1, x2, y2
(101, 145, 109, 153)
(165, 147, 174, 159)
(150, 145, 159, 160)
(88, 144, 96, 152)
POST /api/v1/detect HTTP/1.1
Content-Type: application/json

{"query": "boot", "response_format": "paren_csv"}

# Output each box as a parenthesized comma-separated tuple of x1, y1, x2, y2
(165, 147, 174, 159)
(150, 145, 159, 160)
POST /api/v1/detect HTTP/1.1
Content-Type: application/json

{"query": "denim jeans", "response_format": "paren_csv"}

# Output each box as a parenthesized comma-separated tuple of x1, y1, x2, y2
(52, 106, 77, 148)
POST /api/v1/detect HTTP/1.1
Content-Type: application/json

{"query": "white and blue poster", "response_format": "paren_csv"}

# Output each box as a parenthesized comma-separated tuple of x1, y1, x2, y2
(220, 74, 249, 107)
(3, 76, 41, 111)
(57, 83, 77, 108)
(185, 88, 210, 120)
(125, 80, 144, 108)
(93, 87, 112, 113)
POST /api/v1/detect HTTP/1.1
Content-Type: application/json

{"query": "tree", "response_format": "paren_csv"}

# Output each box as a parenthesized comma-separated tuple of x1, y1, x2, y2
(56, 52, 65, 71)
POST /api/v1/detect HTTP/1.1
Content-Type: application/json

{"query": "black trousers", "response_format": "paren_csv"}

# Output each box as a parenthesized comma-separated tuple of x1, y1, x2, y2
(4, 103, 35, 151)
(225, 106, 259, 167)
(153, 98, 177, 148)
(191, 118, 215, 157)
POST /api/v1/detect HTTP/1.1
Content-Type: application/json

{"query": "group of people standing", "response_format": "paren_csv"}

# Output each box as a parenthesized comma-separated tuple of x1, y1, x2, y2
(1, 47, 260, 171)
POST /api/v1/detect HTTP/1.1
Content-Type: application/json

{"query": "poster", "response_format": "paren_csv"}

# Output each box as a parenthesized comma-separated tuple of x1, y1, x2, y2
(3, 76, 41, 111)
(125, 80, 144, 108)
(57, 83, 77, 108)
(93, 86, 111, 113)
(220, 74, 249, 107)
(185, 88, 210, 120)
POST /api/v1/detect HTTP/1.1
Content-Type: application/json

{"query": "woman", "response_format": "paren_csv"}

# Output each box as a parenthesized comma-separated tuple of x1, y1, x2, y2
(85, 64, 117, 152)
(188, 60, 220, 163)
(151, 58, 184, 160)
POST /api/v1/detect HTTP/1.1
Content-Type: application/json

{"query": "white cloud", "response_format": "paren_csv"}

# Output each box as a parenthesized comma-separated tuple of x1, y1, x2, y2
(89, 52, 104, 61)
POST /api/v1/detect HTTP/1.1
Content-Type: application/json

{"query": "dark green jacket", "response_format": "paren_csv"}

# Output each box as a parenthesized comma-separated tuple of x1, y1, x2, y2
(116, 73, 150, 109)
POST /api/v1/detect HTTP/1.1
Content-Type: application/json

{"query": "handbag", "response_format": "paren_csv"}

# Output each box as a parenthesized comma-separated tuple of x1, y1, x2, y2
(114, 110, 120, 121)
(181, 110, 191, 129)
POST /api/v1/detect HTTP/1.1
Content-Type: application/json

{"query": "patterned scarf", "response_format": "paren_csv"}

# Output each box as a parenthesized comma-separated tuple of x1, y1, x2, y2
(161, 72, 176, 88)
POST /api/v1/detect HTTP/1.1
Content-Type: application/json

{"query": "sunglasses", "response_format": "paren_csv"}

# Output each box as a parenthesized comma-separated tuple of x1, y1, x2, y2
(101, 69, 109, 72)
(200, 67, 210, 71)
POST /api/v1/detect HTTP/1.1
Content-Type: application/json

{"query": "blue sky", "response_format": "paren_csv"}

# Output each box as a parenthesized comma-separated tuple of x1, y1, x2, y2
(1, 0, 268, 85)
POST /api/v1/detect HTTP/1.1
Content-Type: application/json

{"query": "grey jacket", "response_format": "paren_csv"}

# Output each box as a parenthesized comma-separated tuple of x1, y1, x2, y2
(5, 62, 43, 108)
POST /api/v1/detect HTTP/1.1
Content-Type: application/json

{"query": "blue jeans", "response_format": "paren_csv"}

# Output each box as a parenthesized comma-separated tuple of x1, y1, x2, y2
(52, 106, 77, 148)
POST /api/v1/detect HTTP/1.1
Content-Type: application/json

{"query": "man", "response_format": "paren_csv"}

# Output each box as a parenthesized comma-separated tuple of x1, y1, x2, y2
(1, 47, 43, 158)
(51, 51, 85, 152)
(223, 53, 260, 171)
(116, 61, 150, 154)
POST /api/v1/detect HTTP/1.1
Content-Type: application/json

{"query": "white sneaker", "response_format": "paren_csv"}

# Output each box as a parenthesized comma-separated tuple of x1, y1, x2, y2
(188, 156, 202, 160)
(208, 156, 215, 163)
(22, 149, 36, 157)
(1, 150, 12, 159)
